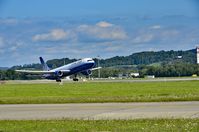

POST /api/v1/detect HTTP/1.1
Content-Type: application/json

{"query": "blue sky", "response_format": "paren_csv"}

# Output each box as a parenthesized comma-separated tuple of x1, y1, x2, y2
(0, 0, 199, 67)
(0, 0, 198, 17)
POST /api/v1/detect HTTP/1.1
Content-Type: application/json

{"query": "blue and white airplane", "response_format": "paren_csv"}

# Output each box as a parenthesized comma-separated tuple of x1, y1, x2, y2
(16, 57, 101, 82)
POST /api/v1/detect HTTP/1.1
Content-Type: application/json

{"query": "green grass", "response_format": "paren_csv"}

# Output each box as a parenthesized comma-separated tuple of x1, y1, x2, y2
(0, 119, 198, 132)
(0, 81, 199, 104)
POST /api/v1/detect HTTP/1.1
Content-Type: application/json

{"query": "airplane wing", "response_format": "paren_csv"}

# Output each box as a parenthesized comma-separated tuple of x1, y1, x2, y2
(15, 70, 70, 74)
(60, 70, 71, 72)
(15, 70, 55, 74)
(91, 67, 102, 71)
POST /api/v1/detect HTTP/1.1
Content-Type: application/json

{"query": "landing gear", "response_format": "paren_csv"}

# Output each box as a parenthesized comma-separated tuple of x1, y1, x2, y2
(73, 74, 79, 81)
(73, 78, 79, 81)
(56, 79, 61, 82)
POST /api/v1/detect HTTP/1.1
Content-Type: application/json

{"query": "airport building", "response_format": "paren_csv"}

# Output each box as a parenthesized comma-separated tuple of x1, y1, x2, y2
(197, 47, 199, 64)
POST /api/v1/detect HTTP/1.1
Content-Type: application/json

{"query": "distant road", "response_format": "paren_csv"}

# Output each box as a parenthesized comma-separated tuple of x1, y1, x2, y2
(0, 102, 198, 120)
(4, 77, 199, 84)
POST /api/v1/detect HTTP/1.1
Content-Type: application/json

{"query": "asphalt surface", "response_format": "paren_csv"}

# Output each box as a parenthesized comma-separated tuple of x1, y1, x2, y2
(0, 102, 198, 120)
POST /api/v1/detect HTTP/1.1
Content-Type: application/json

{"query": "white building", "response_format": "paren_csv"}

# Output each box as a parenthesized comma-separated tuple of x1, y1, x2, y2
(130, 73, 140, 78)
(197, 47, 199, 64)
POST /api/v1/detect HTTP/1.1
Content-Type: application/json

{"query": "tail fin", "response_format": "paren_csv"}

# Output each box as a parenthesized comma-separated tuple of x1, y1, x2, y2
(39, 57, 50, 71)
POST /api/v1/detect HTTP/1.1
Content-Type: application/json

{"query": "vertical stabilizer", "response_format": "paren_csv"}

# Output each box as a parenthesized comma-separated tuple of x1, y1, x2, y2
(39, 57, 50, 71)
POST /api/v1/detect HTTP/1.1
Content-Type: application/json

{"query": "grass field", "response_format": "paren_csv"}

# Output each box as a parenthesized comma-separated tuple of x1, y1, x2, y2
(0, 119, 198, 132)
(0, 81, 199, 104)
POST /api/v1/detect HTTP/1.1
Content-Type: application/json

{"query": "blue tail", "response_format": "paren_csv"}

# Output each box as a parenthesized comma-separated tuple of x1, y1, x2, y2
(39, 57, 50, 71)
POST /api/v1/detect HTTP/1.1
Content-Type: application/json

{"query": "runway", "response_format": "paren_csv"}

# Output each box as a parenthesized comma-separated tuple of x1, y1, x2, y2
(4, 77, 199, 84)
(0, 102, 199, 120)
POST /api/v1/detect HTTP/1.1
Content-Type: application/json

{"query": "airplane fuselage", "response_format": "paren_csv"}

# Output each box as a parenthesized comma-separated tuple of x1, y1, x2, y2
(43, 58, 95, 80)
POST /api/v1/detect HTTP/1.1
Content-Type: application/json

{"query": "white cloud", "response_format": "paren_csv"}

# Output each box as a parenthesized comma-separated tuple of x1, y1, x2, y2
(96, 21, 113, 28)
(32, 29, 68, 41)
(77, 21, 127, 41)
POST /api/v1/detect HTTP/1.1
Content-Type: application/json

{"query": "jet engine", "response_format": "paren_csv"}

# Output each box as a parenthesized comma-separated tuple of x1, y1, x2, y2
(81, 70, 92, 76)
(55, 71, 63, 77)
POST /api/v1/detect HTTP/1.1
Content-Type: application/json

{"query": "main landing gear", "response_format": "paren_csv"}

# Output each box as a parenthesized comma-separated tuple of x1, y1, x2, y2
(73, 74, 79, 81)
(73, 78, 79, 81)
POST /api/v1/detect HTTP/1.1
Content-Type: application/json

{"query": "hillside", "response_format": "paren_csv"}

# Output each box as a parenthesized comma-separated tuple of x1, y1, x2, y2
(11, 49, 197, 70)
(100, 49, 196, 67)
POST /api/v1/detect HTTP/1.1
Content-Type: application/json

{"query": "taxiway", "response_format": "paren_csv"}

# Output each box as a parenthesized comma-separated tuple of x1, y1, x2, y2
(0, 101, 198, 120)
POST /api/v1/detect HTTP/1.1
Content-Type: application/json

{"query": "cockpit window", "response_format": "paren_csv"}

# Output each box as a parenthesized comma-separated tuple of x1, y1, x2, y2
(87, 60, 93, 62)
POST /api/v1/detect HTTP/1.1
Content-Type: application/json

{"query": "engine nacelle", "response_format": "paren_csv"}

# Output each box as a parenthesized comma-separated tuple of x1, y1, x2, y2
(55, 71, 63, 77)
(81, 70, 92, 76)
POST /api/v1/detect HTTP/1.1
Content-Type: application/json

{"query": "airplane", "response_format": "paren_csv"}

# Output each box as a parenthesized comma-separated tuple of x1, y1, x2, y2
(16, 57, 101, 82)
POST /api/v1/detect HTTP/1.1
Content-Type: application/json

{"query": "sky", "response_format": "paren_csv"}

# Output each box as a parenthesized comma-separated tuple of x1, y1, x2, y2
(0, 0, 199, 67)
